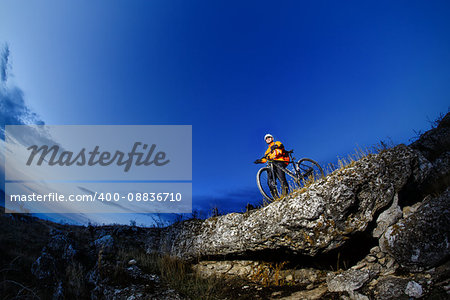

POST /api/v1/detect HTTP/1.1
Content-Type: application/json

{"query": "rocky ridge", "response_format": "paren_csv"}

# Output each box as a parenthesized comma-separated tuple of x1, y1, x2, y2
(155, 144, 428, 259)
(149, 113, 450, 299)
(7, 113, 449, 299)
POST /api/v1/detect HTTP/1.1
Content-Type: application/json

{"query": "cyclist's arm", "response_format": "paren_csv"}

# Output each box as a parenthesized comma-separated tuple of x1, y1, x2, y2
(259, 142, 283, 163)
(267, 148, 284, 160)
(259, 150, 279, 162)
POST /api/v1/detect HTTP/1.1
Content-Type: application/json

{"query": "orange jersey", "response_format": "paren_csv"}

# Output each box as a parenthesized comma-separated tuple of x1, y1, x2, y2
(261, 141, 290, 163)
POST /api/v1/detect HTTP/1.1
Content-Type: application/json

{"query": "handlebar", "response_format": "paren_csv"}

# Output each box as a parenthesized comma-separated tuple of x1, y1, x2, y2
(254, 149, 294, 163)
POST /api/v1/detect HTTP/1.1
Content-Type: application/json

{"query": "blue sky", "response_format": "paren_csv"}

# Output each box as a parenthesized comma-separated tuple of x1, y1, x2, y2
(1, 1, 449, 224)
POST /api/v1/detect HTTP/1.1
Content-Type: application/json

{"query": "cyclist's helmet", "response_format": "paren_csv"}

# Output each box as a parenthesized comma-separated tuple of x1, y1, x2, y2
(264, 134, 273, 141)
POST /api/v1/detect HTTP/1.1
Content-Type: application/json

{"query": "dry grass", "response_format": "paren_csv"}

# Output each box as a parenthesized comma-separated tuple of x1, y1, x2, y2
(325, 145, 374, 176)
(275, 143, 393, 201)
(250, 261, 287, 286)
(114, 246, 160, 276)
(158, 255, 230, 299)
(111, 242, 228, 299)
(65, 261, 87, 297)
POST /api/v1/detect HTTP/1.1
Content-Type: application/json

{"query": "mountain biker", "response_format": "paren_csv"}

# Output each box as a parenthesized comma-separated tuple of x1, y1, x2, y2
(254, 134, 290, 197)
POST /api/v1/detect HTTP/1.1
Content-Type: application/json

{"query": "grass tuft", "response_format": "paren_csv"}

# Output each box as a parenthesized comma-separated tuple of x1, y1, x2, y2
(157, 255, 226, 300)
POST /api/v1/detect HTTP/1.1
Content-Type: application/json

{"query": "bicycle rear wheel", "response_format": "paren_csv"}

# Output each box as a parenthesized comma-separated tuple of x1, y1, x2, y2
(296, 158, 324, 186)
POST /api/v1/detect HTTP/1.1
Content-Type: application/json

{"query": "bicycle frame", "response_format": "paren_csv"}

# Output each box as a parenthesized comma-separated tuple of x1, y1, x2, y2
(265, 151, 300, 180)
(265, 152, 320, 185)
(265, 157, 300, 184)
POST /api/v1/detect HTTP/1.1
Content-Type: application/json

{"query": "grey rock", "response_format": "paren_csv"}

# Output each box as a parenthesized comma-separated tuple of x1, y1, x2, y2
(63, 243, 77, 261)
(327, 269, 371, 292)
(370, 246, 381, 254)
(374, 276, 409, 300)
(126, 265, 147, 280)
(293, 268, 324, 284)
(31, 252, 57, 281)
(410, 112, 450, 162)
(278, 284, 328, 300)
(351, 263, 366, 270)
(194, 260, 261, 280)
(412, 151, 450, 197)
(94, 235, 115, 254)
(91, 278, 181, 300)
(380, 188, 450, 272)
(402, 202, 422, 218)
(46, 234, 77, 261)
(47, 234, 68, 253)
(366, 256, 377, 263)
(373, 194, 402, 238)
(348, 291, 369, 300)
(410, 113, 450, 195)
(384, 257, 396, 270)
(271, 291, 282, 297)
(194, 260, 327, 286)
(432, 151, 450, 181)
(404, 281, 423, 298)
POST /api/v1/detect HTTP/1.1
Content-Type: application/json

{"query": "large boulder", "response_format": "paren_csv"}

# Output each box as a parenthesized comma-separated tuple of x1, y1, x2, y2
(380, 188, 450, 272)
(409, 112, 450, 196)
(156, 145, 430, 260)
(46, 232, 77, 261)
(410, 113, 450, 162)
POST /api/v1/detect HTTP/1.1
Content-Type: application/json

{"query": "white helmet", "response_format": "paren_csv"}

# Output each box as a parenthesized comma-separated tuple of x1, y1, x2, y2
(264, 133, 273, 141)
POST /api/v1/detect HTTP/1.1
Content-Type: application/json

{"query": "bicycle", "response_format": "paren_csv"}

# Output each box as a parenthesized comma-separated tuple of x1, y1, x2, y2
(255, 150, 324, 202)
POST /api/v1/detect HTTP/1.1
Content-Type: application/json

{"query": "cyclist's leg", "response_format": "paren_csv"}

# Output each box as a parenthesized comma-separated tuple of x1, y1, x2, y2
(267, 168, 279, 198)
(274, 161, 289, 196)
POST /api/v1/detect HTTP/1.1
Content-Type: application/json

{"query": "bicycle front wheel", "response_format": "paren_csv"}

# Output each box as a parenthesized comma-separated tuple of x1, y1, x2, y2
(296, 158, 324, 186)
(257, 167, 276, 202)
(257, 166, 301, 202)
